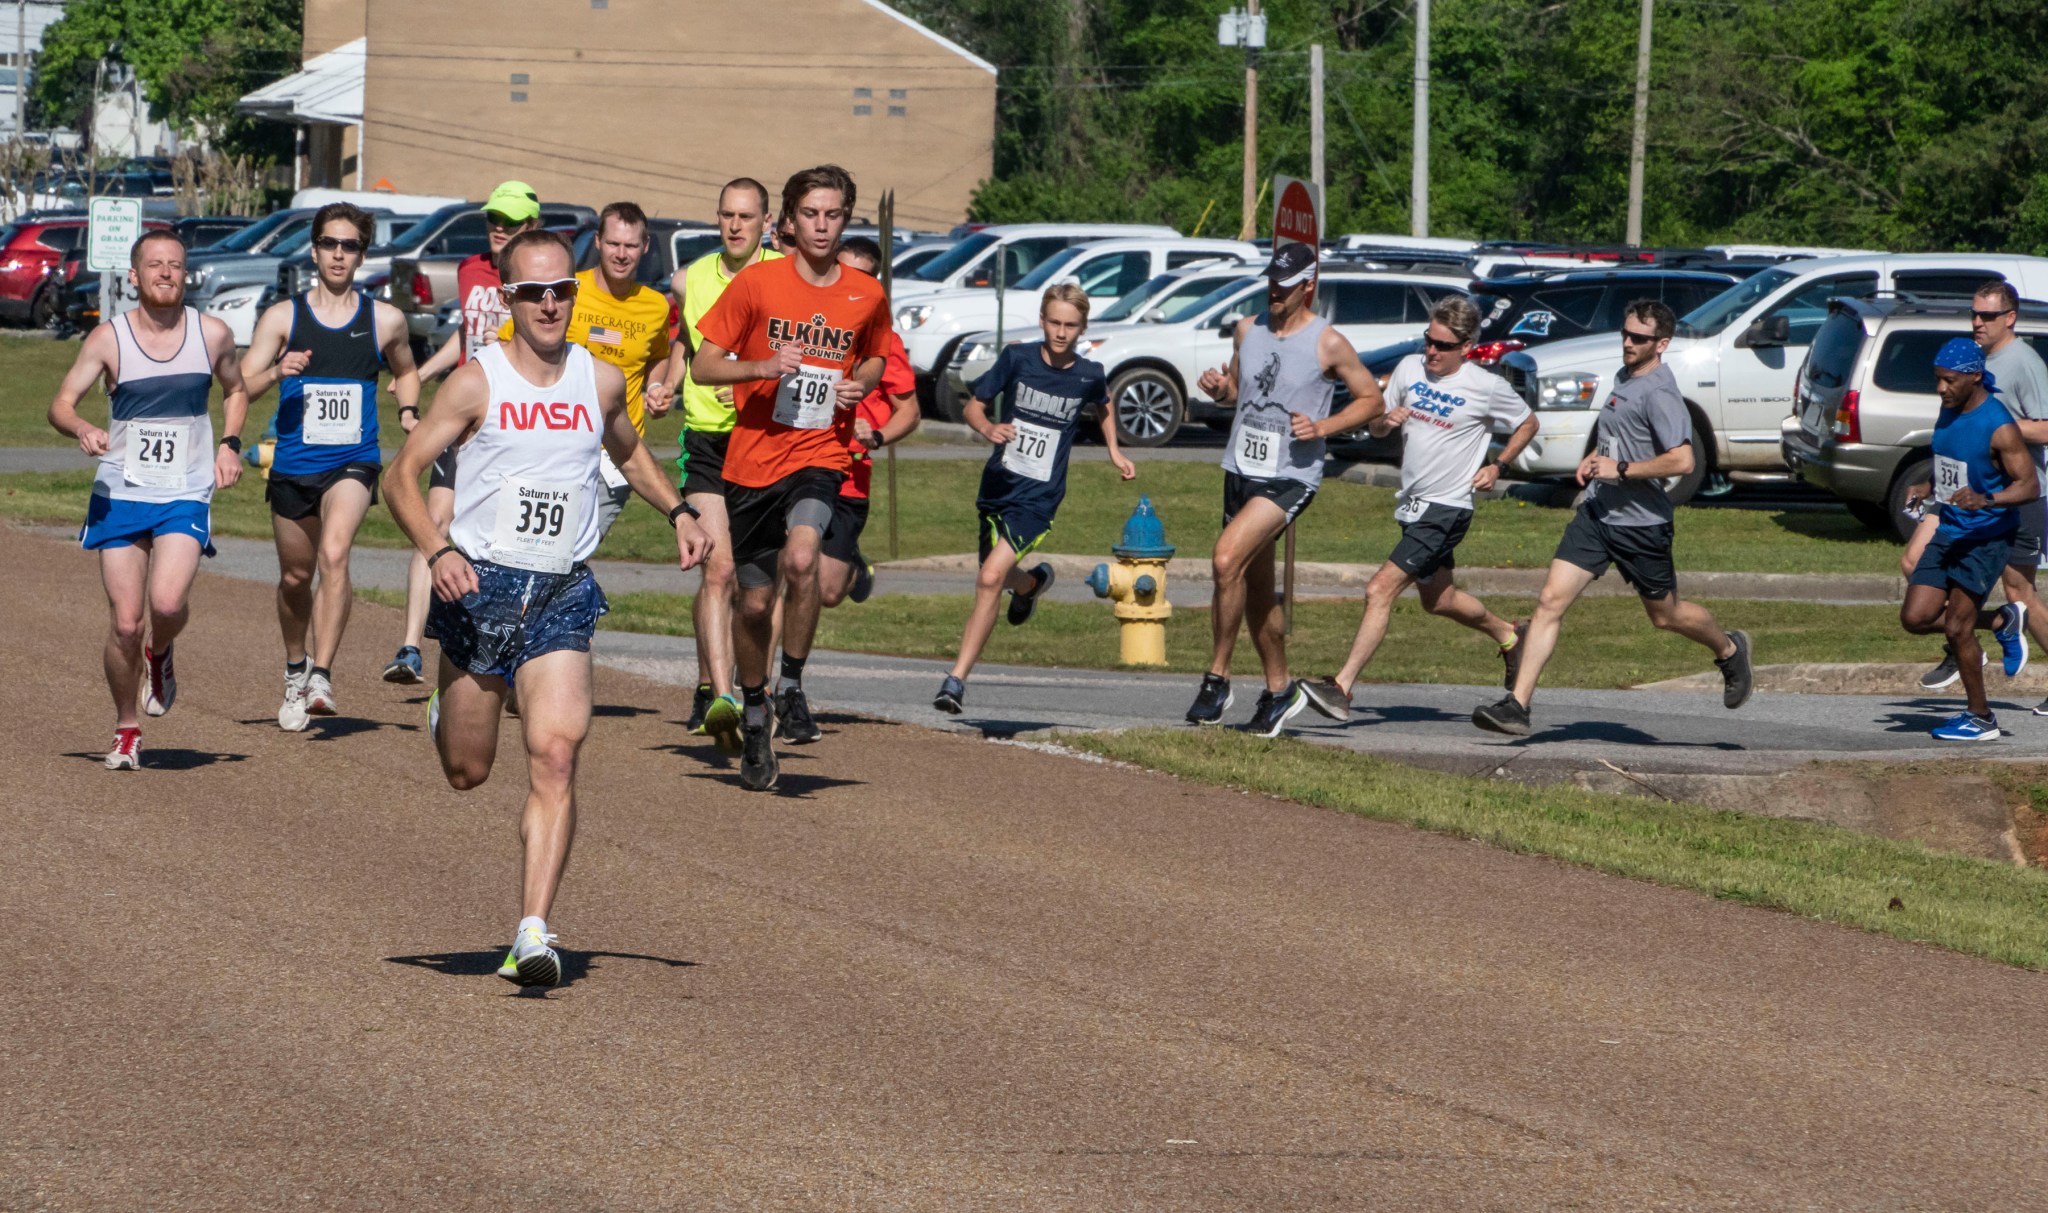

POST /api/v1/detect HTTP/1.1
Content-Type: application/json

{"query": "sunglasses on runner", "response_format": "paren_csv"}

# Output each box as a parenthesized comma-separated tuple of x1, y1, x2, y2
(485, 213, 527, 231)
(1973, 308, 2015, 321)
(1621, 327, 1661, 345)
(312, 236, 364, 254)
(502, 278, 578, 304)
(1422, 333, 1467, 352)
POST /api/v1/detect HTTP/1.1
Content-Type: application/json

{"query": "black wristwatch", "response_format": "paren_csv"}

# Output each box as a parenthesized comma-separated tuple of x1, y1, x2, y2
(668, 501, 701, 525)
(863, 429, 887, 450)
(1616, 460, 1631, 481)
(220, 435, 243, 454)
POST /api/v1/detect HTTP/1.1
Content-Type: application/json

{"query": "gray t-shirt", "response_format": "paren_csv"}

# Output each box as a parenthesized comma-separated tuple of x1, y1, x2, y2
(1386, 354, 1531, 517)
(1986, 338, 2048, 469)
(1585, 362, 1690, 527)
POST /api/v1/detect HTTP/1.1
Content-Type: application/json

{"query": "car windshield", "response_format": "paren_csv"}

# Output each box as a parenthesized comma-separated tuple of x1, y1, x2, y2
(1676, 267, 1798, 338)
(271, 228, 316, 256)
(211, 210, 295, 253)
(378, 209, 454, 255)
(909, 232, 996, 281)
(1192, 279, 1263, 322)
(1153, 275, 1255, 322)
(1011, 246, 1091, 290)
(1097, 274, 1179, 322)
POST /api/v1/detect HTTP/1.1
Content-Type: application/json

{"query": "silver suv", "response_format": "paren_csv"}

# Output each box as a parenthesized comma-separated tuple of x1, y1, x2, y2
(1781, 295, 2048, 540)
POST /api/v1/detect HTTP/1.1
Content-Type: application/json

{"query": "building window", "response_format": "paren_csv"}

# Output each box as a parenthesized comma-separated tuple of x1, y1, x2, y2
(853, 87, 872, 98)
(888, 105, 907, 117)
(889, 89, 907, 99)
(510, 73, 529, 85)
(511, 91, 528, 103)
(592, 0, 608, 6)
(853, 104, 872, 116)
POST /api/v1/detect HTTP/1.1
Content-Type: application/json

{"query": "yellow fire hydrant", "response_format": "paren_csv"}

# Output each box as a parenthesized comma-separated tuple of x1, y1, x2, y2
(1086, 495, 1175, 666)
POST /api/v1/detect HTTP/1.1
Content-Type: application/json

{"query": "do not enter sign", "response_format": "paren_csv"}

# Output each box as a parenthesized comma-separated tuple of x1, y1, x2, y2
(1272, 175, 1322, 249)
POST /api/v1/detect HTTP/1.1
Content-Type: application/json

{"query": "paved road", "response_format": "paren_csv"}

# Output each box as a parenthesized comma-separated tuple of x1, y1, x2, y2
(9, 521, 2048, 1209)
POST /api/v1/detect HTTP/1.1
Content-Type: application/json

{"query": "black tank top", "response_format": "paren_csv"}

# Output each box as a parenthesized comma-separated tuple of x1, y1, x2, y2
(288, 291, 382, 383)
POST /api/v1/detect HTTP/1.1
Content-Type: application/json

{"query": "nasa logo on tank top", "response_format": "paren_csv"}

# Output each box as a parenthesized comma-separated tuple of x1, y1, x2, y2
(98, 308, 216, 503)
(447, 343, 606, 574)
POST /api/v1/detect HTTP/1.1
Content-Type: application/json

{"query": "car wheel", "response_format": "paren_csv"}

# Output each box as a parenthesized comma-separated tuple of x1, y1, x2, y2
(1883, 455, 1932, 543)
(29, 285, 61, 331)
(931, 373, 971, 423)
(1203, 416, 1235, 433)
(1844, 499, 1894, 535)
(1655, 416, 1710, 506)
(1110, 368, 1183, 447)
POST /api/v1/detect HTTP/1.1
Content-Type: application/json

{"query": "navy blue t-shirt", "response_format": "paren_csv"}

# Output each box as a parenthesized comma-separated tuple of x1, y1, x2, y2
(973, 341, 1110, 522)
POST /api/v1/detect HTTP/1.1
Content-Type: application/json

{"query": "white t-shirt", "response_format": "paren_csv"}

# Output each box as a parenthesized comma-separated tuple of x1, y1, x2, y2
(1387, 354, 1532, 518)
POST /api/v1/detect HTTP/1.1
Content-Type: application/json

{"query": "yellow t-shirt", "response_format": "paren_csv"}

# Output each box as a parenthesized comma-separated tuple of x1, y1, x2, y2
(498, 268, 674, 434)
(681, 245, 782, 433)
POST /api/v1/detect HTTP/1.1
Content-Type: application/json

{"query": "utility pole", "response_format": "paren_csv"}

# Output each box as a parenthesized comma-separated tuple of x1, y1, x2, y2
(1411, 0, 1429, 237)
(1239, 0, 1260, 239)
(1310, 43, 1324, 207)
(1625, 0, 1654, 247)
(15, 0, 25, 141)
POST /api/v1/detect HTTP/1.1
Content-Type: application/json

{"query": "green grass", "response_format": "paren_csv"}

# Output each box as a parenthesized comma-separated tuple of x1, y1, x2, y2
(1068, 729, 2048, 969)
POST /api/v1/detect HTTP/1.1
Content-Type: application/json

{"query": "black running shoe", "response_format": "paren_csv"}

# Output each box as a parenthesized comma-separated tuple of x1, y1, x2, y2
(933, 674, 966, 715)
(1243, 687, 1305, 738)
(685, 683, 715, 734)
(1501, 620, 1529, 693)
(849, 551, 876, 604)
(1920, 644, 1964, 691)
(1717, 628, 1754, 710)
(774, 686, 821, 744)
(1293, 677, 1352, 723)
(739, 700, 779, 791)
(1472, 694, 1531, 736)
(1007, 563, 1054, 626)
(1185, 673, 1232, 725)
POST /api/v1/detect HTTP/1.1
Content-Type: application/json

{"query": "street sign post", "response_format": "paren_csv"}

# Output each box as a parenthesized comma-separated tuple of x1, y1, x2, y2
(1269, 174, 1321, 633)
(88, 196, 145, 327)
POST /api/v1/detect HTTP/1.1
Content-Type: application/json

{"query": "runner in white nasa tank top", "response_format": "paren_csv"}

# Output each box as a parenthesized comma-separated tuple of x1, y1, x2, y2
(385, 230, 713, 988)
(47, 230, 249, 770)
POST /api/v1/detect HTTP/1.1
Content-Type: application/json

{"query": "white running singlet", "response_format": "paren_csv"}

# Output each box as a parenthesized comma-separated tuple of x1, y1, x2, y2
(98, 308, 216, 503)
(448, 343, 606, 573)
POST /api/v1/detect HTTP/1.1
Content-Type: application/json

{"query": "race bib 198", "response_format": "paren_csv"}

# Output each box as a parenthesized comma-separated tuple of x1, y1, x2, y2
(772, 365, 841, 430)
(490, 478, 583, 574)
(1934, 454, 1968, 504)
(301, 382, 364, 446)
(1236, 421, 1284, 478)
(1001, 418, 1059, 482)
(123, 421, 189, 489)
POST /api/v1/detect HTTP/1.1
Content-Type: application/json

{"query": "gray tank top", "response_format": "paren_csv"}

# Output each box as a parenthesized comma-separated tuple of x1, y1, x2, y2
(1220, 312, 1335, 488)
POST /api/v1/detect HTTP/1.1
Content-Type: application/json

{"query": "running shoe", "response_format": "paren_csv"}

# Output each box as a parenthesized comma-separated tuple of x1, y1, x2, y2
(278, 666, 311, 732)
(499, 923, 562, 987)
(704, 693, 743, 756)
(1995, 603, 2030, 678)
(685, 683, 715, 733)
(739, 699, 779, 792)
(1185, 673, 1233, 725)
(934, 674, 966, 715)
(1920, 644, 1985, 691)
(849, 555, 876, 605)
(143, 643, 176, 717)
(305, 671, 337, 717)
(774, 686, 821, 744)
(1007, 563, 1055, 627)
(1292, 676, 1352, 724)
(1501, 620, 1529, 693)
(1717, 628, 1754, 710)
(1930, 711, 2001, 742)
(2032, 695, 2048, 718)
(382, 645, 425, 685)
(1472, 694, 1532, 737)
(427, 687, 441, 743)
(1243, 687, 1305, 738)
(105, 726, 142, 771)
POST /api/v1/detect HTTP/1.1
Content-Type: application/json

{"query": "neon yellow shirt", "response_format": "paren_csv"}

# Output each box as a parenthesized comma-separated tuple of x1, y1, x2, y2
(497, 268, 673, 433)
(680, 245, 781, 433)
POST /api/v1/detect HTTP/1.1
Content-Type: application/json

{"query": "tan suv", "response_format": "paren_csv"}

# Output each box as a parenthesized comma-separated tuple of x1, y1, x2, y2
(1781, 295, 2048, 540)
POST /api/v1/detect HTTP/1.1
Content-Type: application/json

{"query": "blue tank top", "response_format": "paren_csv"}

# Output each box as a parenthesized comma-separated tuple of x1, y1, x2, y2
(272, 291, 384, 475)
(1932, 397, 2019, 540)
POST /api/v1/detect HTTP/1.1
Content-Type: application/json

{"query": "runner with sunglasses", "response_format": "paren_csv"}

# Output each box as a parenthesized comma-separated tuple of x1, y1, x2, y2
(1472, 299, 1754, 737)
(385, 230, 714, 986)
(1292, 296, 1537, 723)
(382, 183, 541, 687)
(243, 202, 421, 730)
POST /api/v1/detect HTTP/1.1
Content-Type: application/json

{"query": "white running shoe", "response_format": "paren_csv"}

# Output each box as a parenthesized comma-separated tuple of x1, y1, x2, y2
(278, 666, 311, 732)
(105, 726, 142, 770)
(142, 644, 176, 717)
(304, 671, 337, 717)
(500, 924, 562, 987)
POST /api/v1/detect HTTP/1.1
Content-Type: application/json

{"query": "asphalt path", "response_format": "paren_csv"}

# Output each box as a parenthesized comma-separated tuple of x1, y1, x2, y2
(9, 520, 2048, 1209)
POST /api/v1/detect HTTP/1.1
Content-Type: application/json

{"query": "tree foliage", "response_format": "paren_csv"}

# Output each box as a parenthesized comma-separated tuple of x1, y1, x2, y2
(896, 0, 2048, 252)
(31, 0, 300, 157)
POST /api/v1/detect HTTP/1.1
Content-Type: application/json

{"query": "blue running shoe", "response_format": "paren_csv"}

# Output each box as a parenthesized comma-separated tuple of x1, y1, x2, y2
(1994, 603, 2029, 677)
(382, 645, 425, 685)
(1930, 711, 2001, 742)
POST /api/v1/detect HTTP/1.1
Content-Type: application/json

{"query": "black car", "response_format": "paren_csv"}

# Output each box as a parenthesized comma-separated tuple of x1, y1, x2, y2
(572, 217, 720, 288)
(173, 216, 257, 251)
(1464, 267, 1742, 367)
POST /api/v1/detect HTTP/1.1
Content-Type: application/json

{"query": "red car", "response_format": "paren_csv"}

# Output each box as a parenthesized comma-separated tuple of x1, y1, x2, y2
(0, 217, 169, 329)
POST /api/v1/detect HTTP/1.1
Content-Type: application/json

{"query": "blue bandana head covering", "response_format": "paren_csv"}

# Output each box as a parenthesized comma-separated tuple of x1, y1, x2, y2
(1934, 337, 1999, 393)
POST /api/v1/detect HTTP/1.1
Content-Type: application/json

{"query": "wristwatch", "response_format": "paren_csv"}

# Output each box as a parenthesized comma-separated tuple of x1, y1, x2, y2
(862, 429, 886, 449)
(1616, 460, 1631, 481)
(220, 435, 243, 454)
(668, 501, 701, 524)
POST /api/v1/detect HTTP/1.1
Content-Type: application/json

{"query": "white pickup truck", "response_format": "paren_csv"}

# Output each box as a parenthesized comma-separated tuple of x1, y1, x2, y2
(1496, 253, 2048, 502)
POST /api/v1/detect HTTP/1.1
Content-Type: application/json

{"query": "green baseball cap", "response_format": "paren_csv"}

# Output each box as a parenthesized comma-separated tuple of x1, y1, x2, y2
(482, 181, 540, 223)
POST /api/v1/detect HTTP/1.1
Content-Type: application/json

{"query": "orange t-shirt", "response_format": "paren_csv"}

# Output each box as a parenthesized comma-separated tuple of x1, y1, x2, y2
(696, 255, 892, 489)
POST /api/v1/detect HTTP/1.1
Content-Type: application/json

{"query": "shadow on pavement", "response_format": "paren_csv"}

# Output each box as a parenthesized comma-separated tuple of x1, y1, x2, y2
(1355, 704, 1471, 725)
(1514, 720, 1746, 749)
(682, 767, 865, 798)
(960, 719, 1060, 739)
(384, 948, 697, 994)
(592, 703, 659, 718)
(64, 748, 250, 770)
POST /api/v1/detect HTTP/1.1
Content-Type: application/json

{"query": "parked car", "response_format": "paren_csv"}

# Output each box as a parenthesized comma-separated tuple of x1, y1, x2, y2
(0, 216, 85, 327)
(1465, 267, 1743, 367)
(572, 216, 719, 285)
(891, 223, 1182, 303)
(1782, 295, 2048, 540)
(388, 201, 600, 345)
(1496, 253, 2048, 504)
(899, 237, 1260, 411)
(173, 215, 257, 251)
(189, 208, 413, 318)
(275, 203, 516, 302)
(890, 241, 954, 279)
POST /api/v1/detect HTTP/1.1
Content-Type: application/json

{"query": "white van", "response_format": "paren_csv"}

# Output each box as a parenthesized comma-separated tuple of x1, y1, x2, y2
(889, 222, 1180, 303)
(1496, 253, 2048, 502)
